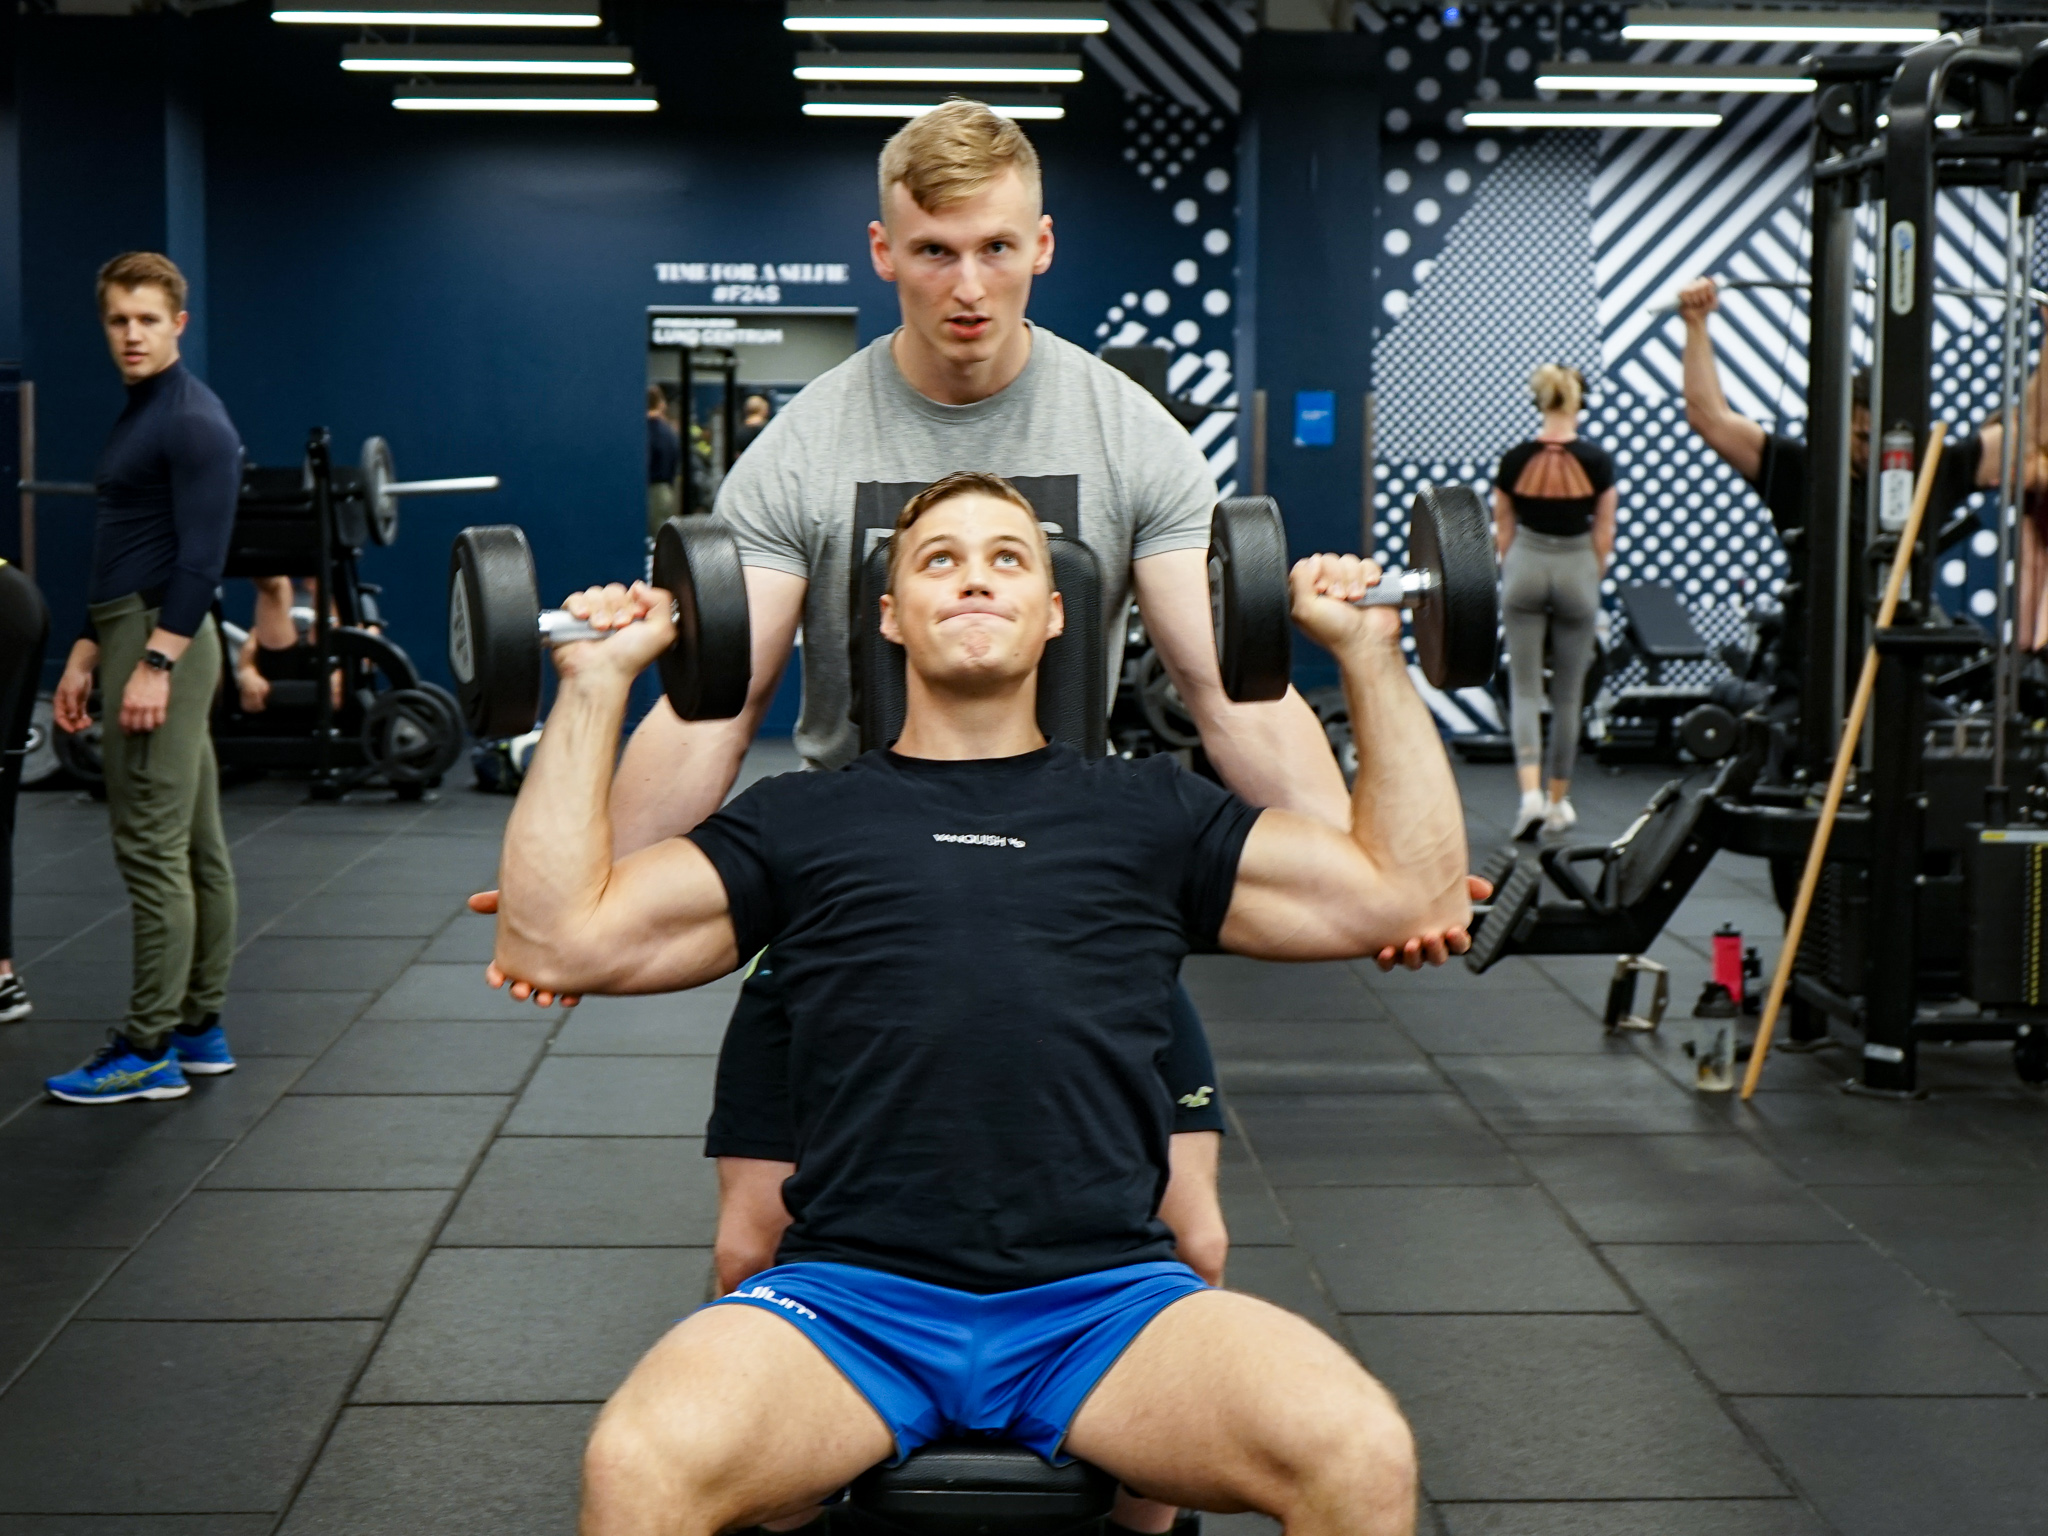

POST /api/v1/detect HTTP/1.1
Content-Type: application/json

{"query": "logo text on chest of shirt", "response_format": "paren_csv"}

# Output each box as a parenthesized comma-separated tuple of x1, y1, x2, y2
(933, 833, 1027, 849)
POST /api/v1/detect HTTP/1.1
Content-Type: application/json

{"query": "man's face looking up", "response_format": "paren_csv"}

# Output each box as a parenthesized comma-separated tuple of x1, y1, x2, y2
(880, 493, 1065, 694)
(102, 284, 186, 384)
(869, 169, 1054, 374)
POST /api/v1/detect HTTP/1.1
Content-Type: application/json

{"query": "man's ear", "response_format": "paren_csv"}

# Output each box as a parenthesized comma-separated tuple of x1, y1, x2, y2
(173, 311, 189, 337)
(878, 591, 902, 646)
(1045, 588, 1065, 640)
(869, 219, 896, 283)
(1033, 214, 1055, 277)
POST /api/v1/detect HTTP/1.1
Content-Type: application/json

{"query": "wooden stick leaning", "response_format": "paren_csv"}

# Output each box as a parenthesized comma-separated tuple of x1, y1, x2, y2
(1740, 422, 1948, 1100)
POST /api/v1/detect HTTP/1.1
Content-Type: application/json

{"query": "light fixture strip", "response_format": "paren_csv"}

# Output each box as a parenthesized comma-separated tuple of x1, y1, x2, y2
(392, 84, 657, 110)
(343, 44, 635, 75)
(783, 2, 1106, 33)
(1463, 106, 1723, 128)
(794, 50, 1081, 82)
(1620, 8, 1939, 42)
(802, 99, 1064, 116)
(1535, 71, 1814, 94)
(276, 7, 601, 26)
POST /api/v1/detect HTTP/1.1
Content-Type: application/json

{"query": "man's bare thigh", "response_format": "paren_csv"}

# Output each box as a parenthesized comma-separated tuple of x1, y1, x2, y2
(1062, 1289, 1403, 1515)
(590, 1302, 894, 1527)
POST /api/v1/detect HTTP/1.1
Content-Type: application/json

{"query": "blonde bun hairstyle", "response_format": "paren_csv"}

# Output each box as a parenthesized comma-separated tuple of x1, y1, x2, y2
(1531, 363, 1584, 415)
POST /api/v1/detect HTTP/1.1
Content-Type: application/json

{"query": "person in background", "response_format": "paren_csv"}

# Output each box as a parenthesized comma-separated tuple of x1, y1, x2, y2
(1494, 363, 1616, 840)
(47, 251, 240, 1103)
(232, 574, 299, 713)
(648, 384, 681, 536)
(733, 393, 772, 459)
(0, 558, 50, 1024)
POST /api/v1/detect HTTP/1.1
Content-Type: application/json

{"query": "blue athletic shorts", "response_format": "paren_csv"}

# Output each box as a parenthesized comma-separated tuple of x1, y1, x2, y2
(708, 1259, 1210, 1463)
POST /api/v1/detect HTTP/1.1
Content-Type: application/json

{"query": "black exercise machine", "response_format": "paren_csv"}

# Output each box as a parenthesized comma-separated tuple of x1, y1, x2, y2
(1468, 28, 2048, 1092)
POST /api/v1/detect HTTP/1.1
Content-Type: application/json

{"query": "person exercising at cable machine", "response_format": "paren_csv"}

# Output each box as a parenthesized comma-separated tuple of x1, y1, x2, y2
(497, 472, 1468, 1536)
(473, 103, 1484, 1522)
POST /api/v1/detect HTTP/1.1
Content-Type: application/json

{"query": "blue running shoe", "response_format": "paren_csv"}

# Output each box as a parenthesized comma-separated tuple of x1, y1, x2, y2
(171, 1021, 236, 1076)
(46, 1034, 190, 1104)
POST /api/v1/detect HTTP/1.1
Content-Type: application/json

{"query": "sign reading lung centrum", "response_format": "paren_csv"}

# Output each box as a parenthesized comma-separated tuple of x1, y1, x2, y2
(649, 317, 786, 348)
(654, 261, 852, 305)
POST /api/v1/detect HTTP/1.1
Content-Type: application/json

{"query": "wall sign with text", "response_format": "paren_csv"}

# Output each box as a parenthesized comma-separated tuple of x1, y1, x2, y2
(654, 261, 851, 305)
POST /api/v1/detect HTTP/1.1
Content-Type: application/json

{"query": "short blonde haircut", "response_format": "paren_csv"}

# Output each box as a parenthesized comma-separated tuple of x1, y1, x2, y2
(97, 251, 187, 317)
(878, 99, 1043, 219)
(887, 471, 1049, 592)
(1531, 363, 1584, 415)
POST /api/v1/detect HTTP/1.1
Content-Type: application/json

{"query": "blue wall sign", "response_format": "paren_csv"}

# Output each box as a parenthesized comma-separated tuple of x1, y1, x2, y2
(1293, 389, 1335, 448)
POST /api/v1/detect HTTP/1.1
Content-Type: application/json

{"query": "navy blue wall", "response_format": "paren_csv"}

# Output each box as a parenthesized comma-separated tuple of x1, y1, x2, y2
(16, 3, 1197, 711)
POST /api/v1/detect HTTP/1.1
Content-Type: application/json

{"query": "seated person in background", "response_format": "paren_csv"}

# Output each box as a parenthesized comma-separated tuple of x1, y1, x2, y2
(233, 575, 300, 712)
(497, 472, 1468, 1536)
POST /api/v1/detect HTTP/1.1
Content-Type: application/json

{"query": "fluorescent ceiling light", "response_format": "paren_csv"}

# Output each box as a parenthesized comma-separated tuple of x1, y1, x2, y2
(801, 90, 1062, 117)
(1535, 62, 1814, 93)
(1621, 8, 1939, 43)
(1463, 102, 1722, 128)
(276, 2, 600, 24)
(344, 44, 633, 74)
(785, 1, 1107, 33)
(794, 50, 1081, 82)
(392, 84, 657, 110)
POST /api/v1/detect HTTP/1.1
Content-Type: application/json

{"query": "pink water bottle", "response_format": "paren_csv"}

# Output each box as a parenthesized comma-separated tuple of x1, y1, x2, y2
(1713, 925, 1743, 999)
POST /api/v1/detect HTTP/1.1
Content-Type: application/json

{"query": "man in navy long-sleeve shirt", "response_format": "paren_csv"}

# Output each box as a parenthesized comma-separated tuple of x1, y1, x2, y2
(48, 251, 241, 1105)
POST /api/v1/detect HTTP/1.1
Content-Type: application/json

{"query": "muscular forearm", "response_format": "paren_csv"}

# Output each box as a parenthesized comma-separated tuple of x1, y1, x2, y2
(499, 674, 631, 989)
(1181, 685, 1350, 826)
(1337, 635, 1469, 928)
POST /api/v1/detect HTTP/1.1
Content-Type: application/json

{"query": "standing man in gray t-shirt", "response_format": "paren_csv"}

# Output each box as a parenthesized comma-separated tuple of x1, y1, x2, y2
(484, 103, 1475, 1524)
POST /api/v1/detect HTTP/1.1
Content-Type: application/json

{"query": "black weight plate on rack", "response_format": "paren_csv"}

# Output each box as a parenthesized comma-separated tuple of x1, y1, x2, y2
(1211, 496, 1292, 703)
(1678, 702, 1738, 762)
(1409, 484, 1499, 691)
(653, 516, 752, 720)
(362, 687, 465, 784)
(448, 525, 541, 740)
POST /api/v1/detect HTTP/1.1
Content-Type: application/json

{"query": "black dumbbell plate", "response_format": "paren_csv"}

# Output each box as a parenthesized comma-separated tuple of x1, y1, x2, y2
(1211, 496, 1292, 703)
(449, 525, 542, 740)
(653, 516, 753, 721)
(1409, 485, 1499, 692)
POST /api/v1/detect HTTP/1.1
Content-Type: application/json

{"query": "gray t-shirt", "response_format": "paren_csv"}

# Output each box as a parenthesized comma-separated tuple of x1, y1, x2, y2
(715, 325, 1218, 770)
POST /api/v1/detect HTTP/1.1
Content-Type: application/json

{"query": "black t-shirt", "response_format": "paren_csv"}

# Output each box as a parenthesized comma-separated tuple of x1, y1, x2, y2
(1752, 431, 1983, 542)
(1494, 438, 1616, 537)
(687, 743, 1262, 1293)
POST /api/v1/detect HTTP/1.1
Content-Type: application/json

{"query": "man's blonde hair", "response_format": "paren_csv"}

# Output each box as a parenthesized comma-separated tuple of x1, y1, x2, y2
(877, 99, 1043, 219)
(886, 471, 1050, 592)
(97, 251, 188, 317)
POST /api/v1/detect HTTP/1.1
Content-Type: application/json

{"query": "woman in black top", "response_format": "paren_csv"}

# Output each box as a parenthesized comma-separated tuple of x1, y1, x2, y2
(1494, 364, 1617, 839)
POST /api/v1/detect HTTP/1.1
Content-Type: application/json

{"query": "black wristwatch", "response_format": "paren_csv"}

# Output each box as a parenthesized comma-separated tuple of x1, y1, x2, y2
(142, 648, 176, 674)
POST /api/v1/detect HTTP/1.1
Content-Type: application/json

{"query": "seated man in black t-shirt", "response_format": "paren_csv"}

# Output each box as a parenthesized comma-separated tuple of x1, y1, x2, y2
(498, 472, 1468, 1536)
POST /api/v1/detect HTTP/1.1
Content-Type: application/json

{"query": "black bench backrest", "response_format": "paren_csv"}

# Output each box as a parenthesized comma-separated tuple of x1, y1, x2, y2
(1620, 581, 1708, 662)
(853, 533, 1106, 757)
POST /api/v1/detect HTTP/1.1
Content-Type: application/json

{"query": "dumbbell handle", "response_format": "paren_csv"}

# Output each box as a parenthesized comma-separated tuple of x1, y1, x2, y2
(537, 605, 676, 646)
(1349, 568, 1436, 609)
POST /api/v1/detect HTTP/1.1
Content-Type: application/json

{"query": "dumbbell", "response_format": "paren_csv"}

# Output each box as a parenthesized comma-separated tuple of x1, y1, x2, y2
(1211, 484, 1501, 699)
(447, 516, 752, 740)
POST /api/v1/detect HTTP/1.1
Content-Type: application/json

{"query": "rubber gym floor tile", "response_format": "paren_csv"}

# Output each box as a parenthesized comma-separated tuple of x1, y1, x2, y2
(1232, 1093, 1528, 1187)
(217, 991, 376, 1057)
(1607, 1243, 2029, 1395)
(1285, 1186, 1631, 1313)
(0, 1319, 376, 1513)
(1179, 957, 1387, 1020)
(202, 1095, 507, 1190)
(1975, 1314, 2048, 1383)
(438, 1136, 718, 1247)
(1347, 1314, 1785, 1502)
(0, 1137, 226, 1247)
(275, 1403, 594, 1536)
(82, 1190, 449, 1321)
(1384, 992, 1610, 1056)
(545, 993, 731, 1055)
(364, 963, 576, 1023)
(7, 962, 130, 1021)
(1220, 1059, 1447, 1094)
(293, 1018, 554, 1095)
(503, 1056, 715, 1137)
(1206, 1016, 1431, 1066)
(1222, 1245, 1344, 1337)
(1368, 954, 1552, 994)
(1216, 1143, 1292, 1245)
(0, 1249, 123, 1383)
(0, 1519, 275, 1535)
(1735, 1397, 2048, 1536)
(353, 1248, 705, 1403)
(319, 849, 506, 898)
(1435, 1501, 1827, 1536)
(12, 894, 126, 940)
(263, 893, 472, 939)
(1814, 1183, 2048, 1311)
(1510, 1135, 1856, 1244)
(1437, 1055, 1736, 1136)
(417, 916, 498, 964)
(230, 937, 426, 993)
(1738, 1091, 2048, 1184)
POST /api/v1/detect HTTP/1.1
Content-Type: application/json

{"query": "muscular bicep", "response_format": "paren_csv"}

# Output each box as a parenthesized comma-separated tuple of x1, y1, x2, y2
(1217, 810, 1417, 960)
(1703, 412, 1766, 482)
(1132, 547, 1224, 692)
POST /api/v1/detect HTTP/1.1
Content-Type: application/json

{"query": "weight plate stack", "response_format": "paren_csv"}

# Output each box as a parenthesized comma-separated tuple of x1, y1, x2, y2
(1409, 484, 1499, 691)
(362, 436, 399, 546)
(362, 687, 465, 784)
(653, 516, 752, 720)
(449, 525, 542, 740)
(1211, 497, 1292, 703)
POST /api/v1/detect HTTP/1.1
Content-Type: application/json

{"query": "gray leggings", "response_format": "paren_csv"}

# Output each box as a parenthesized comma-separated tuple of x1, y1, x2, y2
(1501, 528, 1601, 784)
